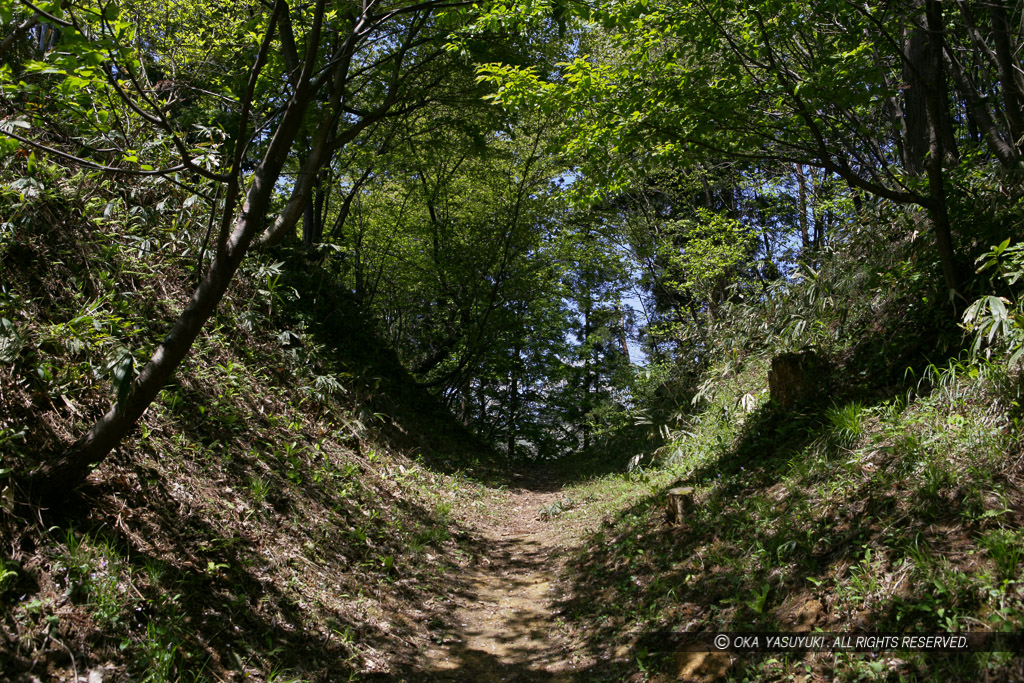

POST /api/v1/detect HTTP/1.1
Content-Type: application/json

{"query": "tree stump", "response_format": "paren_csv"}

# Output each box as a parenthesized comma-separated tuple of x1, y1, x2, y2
(666, 486, 694, 525)
(768, 351, 820, 410)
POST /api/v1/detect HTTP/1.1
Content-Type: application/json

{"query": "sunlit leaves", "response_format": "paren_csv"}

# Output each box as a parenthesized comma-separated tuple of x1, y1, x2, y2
(479, 0, 907, 202)
(659, 208, 755, 301)
(127, 0, 261, 79)
(478, 63, 554, 109)
(964, 240, 1024, 365)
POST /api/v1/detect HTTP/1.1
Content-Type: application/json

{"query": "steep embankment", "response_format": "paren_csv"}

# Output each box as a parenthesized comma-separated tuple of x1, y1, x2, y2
(6, 164, 1024, 683)
(544, 353, 1024, 682)
(0, 167, 510, 681)
(0, 165, 651, 682)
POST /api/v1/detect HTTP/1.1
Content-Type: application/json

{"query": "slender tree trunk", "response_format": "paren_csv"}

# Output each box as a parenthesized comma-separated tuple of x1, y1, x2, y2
(354, 221, 366, 301)
(259, 12, 365, 249)
(262, 119, 337, 247)
(615, 305, 630, 364)
(302, 185, 316, 248)
(988, 0, 1024, 156)
(903, 1, 959, 170)
(582, 301, 592, 452)
(477, 382, 488, 433)
(874, 40, 909, 170)
(302, 170, 329, 248)
(925, 0, 960, 298)
(943, 46, 1019, 167)
(314, 181, 326, 243)
(506, 345, 520, 459)
(903, 10, 931, 176)
(795, 164, 810, 251)
(26, 72, 317, 503)
(930, 6, 959, 166)
(325, 167, 372, 241)
(812, 170, 828, 251)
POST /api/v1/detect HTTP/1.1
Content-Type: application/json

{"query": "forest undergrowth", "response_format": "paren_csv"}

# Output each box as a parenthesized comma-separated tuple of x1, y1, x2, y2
(545, 227, 1024, 681)
(5, 1, 1024, 681)
(0, 161, 514, 681)
(3, 149, 1024, 683)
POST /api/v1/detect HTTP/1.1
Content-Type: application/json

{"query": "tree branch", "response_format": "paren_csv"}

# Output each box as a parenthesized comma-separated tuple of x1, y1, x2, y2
(0, 15, 39, 59)
(0, 127, 187, 176)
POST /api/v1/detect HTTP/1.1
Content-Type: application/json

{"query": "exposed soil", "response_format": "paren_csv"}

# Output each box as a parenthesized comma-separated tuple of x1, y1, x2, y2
(413, 472, 588, 681)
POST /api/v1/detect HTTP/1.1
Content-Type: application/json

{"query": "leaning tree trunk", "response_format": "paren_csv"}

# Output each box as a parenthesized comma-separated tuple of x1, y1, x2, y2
(26, 80, 316, 503)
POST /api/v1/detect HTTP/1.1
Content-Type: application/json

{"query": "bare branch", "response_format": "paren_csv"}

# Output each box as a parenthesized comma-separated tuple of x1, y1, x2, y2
(0, 126, 187, 176)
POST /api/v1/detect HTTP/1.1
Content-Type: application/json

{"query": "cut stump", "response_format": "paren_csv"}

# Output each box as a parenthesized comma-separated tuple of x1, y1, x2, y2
(768, 351, 822, 411)
(666, 486, 694, 525)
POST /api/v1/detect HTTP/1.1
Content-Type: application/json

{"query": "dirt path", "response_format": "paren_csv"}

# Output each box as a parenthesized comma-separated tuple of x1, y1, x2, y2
(418, 472, 586, 681)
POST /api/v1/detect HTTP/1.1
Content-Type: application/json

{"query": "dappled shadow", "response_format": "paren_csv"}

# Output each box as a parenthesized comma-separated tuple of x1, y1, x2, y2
(384, 471, 615, 682)
(12, 433, 489, 681)
(551, 395, 1024, 680)
(2, 318, 506, 681)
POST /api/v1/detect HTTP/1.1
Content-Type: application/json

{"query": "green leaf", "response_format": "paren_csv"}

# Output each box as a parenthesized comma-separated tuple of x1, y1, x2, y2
(0, 318, 24, 362)
(112, 350, 134, 411)
(988, 296, 1008, 319)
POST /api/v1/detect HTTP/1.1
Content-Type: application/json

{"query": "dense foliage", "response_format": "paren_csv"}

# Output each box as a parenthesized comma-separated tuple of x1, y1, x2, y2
(4, 0, 1024, 680)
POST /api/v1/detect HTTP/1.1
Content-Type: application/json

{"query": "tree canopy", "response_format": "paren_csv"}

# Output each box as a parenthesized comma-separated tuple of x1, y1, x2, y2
(3, 0, 1024, 495)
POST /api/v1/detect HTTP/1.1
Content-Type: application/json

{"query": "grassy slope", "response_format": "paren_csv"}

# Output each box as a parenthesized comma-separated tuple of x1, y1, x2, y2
(0, 164, 507, 680)
(4, 157, 1024, 683)
(550, 346, 1024, 680)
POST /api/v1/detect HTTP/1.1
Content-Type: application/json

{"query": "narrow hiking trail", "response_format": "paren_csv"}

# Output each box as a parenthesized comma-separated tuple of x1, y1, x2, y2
(417, 472, 592, 681)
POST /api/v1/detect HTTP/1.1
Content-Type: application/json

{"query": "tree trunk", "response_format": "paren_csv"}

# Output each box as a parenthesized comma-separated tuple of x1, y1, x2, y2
(812, 170, 828, 251)
(325, 167, 372, 241)
(261, 119, 336, 247)
(582, 301, 592, 452)
(795, 164, 810, 251)
(924, 0, 960, 298)
(302, 185, 316, 248)
(988, 0, 1024, 157)
(903, 11, 931, 176)
(506, 344, 521, 459)
(903, 1, 959, 173)
(26, 73, 317, 503)
(943, 46, 1019, 167)
(302, 170, 329, 248)
(259, 13, 365, 249)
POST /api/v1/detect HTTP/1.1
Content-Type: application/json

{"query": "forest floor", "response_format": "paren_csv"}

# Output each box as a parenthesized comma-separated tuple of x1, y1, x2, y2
(412, 471, 595, 682)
